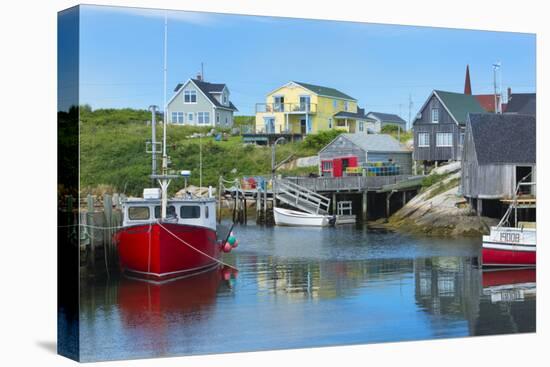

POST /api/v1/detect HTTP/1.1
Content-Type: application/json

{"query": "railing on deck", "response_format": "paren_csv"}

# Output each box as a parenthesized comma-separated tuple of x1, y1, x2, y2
(283, 175, 413, 191)
(256, 102, 317, 114)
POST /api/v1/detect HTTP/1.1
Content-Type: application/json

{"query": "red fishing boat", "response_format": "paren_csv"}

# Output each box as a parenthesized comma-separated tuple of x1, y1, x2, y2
(115, 19, 237, 280)
(482, 174, 536, 267)
(116, 195, 225, 280)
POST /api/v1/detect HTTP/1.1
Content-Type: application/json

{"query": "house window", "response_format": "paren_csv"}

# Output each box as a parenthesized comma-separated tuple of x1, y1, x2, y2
(459, 132, 465, 146)
(171, 112, 184, 124)
(322, 161, 333, 171)
(344, 101, 349, 111)
(328, 118, 333, 129)
(299, 95, 311, 111)
(184, 90, 197, 103)
(197, 112, 210, 124)
(359, 121, 364, 132)
(222, 93, 228, 105)
(216, 113, 220, 124)
(436, 133, 453, 147)
(180, 205, 201, 219)
(188, 112, 194, 122)
(264, 117, 275, 133)
(273, 95, 284, 112)
(418, 133, 430, 147)
(431, 108, 439, 123)
(333, 99, 337, 109)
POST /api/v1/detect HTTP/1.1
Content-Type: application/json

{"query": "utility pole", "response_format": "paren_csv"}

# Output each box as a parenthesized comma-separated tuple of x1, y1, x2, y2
(408, 93, 413, 131)
(492, 61, 501, 114)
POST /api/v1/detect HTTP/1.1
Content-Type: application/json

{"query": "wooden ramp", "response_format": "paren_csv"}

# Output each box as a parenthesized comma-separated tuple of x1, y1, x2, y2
(275, 178, 331, 215)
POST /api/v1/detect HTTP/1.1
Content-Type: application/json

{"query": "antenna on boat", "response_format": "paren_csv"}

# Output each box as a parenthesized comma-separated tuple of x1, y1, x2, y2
(162, 12, 168, 169)
(151, 11, 181, 220)
(199, 133, 202, 197)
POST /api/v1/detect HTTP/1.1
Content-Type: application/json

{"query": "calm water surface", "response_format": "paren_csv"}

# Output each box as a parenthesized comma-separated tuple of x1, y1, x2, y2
(79, 222, 536, 361)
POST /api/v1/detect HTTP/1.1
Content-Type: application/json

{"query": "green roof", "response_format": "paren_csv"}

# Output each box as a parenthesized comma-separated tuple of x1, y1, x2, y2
(293, 81, 356, 101)
(434, 90, 486, 125)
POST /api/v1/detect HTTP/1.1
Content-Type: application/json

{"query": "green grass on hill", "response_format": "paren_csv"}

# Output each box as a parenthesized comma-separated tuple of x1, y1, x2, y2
(80, 108, 332, 196)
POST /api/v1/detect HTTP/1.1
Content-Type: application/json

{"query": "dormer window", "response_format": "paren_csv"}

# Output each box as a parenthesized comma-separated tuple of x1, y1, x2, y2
(184, 90, 197, 103)
(222, 92, 228, 105)
(431, 108, 439, 123)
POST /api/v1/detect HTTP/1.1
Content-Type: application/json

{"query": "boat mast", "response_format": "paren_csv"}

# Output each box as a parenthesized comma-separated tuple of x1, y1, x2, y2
(159, 12, 170, 220)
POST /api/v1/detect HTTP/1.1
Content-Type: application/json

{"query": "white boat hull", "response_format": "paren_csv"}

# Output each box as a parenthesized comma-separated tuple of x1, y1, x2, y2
(273, 207, 333, 227)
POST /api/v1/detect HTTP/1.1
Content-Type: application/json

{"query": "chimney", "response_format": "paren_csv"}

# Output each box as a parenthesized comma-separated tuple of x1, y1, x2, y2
(196, 72, 202, 81)
(507, 87, 512, 101)
(464, 65, 472, 95)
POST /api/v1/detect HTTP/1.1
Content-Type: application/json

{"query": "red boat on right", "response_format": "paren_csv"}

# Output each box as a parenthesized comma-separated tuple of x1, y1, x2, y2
(482, 177, 536, 267)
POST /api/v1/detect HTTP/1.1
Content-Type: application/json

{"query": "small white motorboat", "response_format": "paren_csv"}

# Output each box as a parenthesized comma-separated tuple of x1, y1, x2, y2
(273, 207, 335, 227)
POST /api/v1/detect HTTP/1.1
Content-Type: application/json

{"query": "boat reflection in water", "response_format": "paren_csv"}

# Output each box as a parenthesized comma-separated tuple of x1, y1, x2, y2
(482, 268, 536, 304)
(79, 224, 536, 361)
(115, 266, 237, 358)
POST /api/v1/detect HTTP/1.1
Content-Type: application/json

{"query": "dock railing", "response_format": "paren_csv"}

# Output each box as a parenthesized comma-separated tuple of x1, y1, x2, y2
(284, 175, 412, 192)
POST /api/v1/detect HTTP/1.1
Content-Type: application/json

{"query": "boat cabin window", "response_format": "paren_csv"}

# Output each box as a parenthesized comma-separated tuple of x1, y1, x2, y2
(128, 206, 150, 220)
(154, 205, 176, 218)
(180, 205, 201, 219)
(205, 206, 209, 219)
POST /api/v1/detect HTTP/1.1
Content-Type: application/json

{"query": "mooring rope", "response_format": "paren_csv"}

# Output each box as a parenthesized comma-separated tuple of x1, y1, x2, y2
(156, 221, 239, 271)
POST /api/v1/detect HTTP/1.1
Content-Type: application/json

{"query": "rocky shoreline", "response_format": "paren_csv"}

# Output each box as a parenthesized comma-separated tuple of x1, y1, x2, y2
(382, 168, 498, 237)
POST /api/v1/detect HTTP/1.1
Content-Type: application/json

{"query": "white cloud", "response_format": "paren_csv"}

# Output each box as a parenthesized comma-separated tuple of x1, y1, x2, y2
(85, 5, 217, 26)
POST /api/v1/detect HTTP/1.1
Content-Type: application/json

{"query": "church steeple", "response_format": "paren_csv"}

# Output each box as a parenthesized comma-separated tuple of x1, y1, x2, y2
(464, 64, 472, 95)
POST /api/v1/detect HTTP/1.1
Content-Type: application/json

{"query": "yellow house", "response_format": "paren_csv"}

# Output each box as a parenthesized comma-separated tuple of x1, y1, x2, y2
(255, 81, 372, 135)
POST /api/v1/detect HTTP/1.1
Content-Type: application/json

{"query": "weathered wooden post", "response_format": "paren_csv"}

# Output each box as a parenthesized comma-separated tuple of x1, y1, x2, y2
(332, 193, 337, 214)
(103, 194, 113, 266)
(257, 188, 261, 224)
(243, 195, 247, 225)
(362, 191, 368, 221)
(87, 194, 95, 271)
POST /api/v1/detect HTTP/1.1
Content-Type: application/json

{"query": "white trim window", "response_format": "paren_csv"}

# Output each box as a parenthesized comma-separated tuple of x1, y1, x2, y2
(344, 101, 349, 111)
(333, 99, 337, 109)
(184, 90, 197, 103)
(431, 108, 439, 123)
(359, 121, 364, 132)
(222, 93, 228, 106)
(459, 132, 465, 146)
(171, 112, 184, 124)
(436, 132, 453, 147)
(418, 132, 430, 147)
(197, 112, 210, 124)
(187, 112, 194, 123)
(216, 113, 220, 124)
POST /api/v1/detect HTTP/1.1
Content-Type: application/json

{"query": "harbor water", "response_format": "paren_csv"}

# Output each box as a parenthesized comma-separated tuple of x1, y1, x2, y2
(78, 222, 536, 362)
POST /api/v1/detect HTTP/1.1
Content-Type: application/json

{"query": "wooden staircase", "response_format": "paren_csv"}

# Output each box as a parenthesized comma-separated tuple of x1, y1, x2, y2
(274, 178, 331, 215)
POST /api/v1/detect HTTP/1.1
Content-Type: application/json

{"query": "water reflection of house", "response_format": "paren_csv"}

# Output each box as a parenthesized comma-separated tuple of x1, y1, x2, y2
(255, 258, 414, 300)
(414, 257, 481, 334)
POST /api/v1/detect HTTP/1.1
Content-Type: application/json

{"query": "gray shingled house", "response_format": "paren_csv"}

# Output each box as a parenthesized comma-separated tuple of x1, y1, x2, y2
(166, 76, 238, 127)
(505, 93, 536, 116)
(412, 90, 485, 165)
(318, 133, 412, 176)
(461, 113, 536, 217)
(366, 112, 407, 133)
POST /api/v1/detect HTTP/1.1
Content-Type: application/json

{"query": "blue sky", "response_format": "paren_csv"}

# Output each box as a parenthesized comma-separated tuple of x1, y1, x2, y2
(79, 5, 536, 121)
